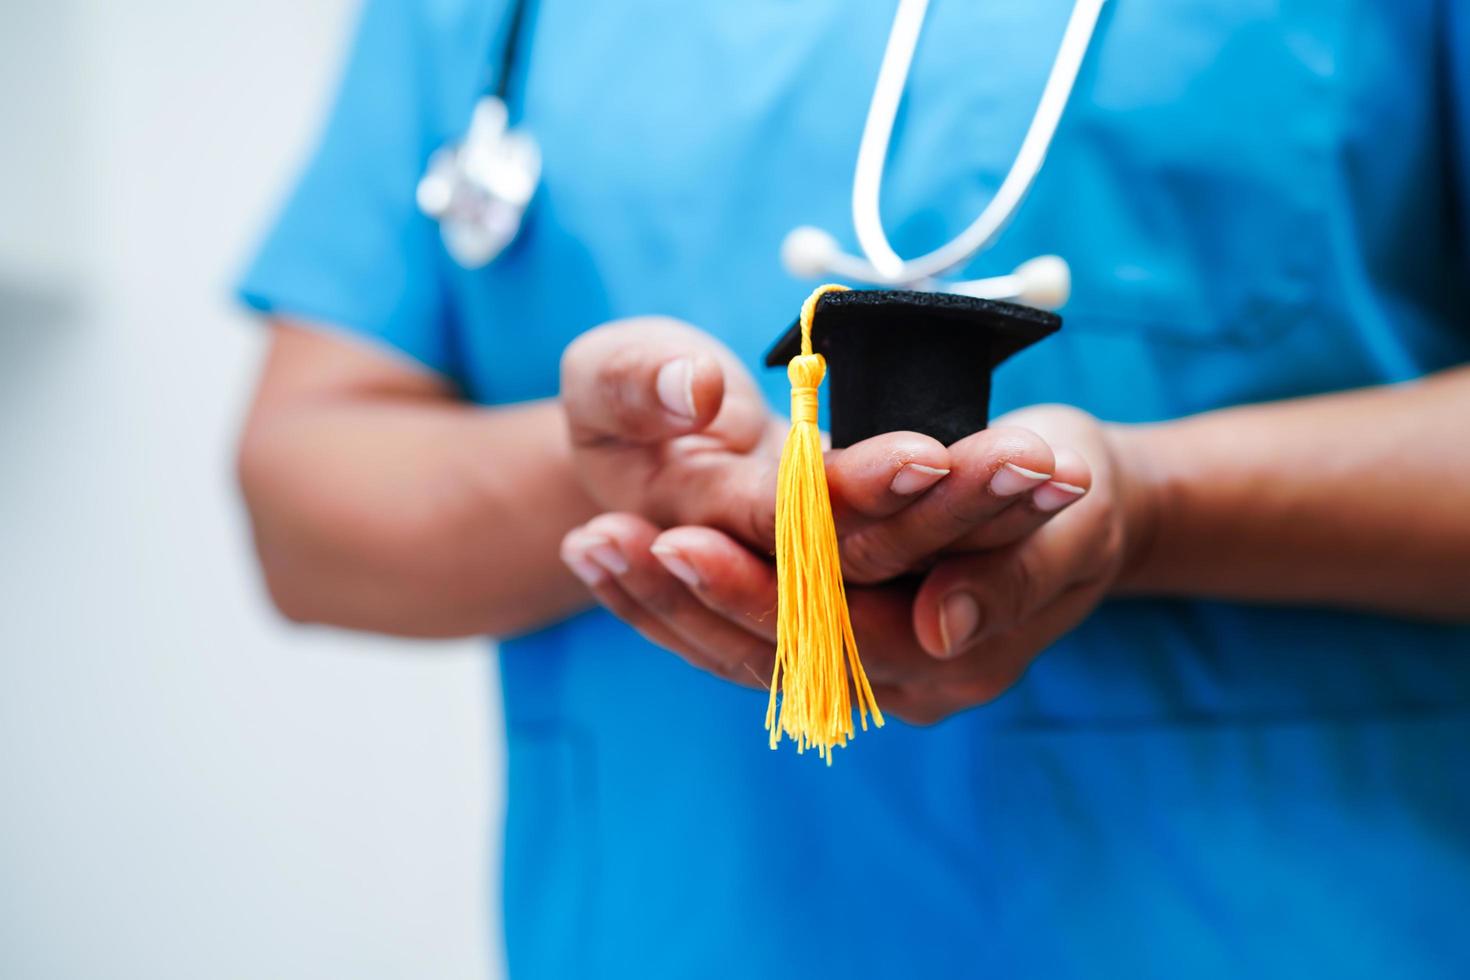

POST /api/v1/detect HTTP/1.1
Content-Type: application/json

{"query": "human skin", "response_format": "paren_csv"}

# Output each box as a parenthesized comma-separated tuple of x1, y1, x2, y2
(238, 320, 1470, 724)
(237, 320, 1082, 640)
(561, 340, 1470, 724)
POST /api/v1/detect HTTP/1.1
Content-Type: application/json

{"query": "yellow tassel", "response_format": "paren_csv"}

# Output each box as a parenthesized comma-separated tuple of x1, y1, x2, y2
(766, 284, 884, 763)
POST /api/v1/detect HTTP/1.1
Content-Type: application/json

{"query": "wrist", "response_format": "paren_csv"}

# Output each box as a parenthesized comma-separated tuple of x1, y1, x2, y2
(1103, 420, 1180, 596)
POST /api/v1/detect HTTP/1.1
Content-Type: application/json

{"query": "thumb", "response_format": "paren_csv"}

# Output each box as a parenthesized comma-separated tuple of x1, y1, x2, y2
(561, 318, 726, 446)
(912, 544, 1063, 660)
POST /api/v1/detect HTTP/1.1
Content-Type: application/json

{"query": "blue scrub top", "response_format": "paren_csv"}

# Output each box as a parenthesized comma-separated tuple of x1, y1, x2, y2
(240, 1, 1470, 976)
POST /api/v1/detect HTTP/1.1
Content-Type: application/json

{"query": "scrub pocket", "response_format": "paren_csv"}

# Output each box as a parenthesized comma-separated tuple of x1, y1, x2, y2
(501, 725, 596, 978)
(1044, 0, 1347, 347)
(971, 711, 1470, 980)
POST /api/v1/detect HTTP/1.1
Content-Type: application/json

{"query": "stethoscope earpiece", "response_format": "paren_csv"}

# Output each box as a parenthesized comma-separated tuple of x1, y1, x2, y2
(949, 254, 1071, 310)
(780, 226, 843, 280)
(1009, 254, 1071, 310)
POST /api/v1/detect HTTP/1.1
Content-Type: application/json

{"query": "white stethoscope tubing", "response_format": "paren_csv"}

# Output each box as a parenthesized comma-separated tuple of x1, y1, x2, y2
(426, 0, 1107, 307)
(789, 0, 1107, 297)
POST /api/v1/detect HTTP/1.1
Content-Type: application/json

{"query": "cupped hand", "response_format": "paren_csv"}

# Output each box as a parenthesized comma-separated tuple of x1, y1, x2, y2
(560, 317, 955, 550)
(561, 318, 1088, 574)
(909, 404, 1147, 660)
(561, 404, 1152, 725)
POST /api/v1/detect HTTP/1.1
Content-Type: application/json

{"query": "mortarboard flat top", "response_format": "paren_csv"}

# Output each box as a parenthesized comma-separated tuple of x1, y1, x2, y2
(764, 289, 1061, 448)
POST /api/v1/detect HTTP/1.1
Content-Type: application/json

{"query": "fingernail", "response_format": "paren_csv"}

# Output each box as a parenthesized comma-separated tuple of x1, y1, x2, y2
(651, 544, 700, 589)
(656, 357, 697, 419)
(564, 555, 606, 587)
(938, 592, 980, 658)
(889, 462, 950, 495)
(1032, 480, 1087, 512)
(563, 531, 626, 580)
(585, 538, 629, 575)
(989, 461, 1051, 497)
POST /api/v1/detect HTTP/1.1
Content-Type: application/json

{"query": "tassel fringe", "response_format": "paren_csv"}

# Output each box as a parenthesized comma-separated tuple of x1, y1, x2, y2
(766, 284, 883, 762)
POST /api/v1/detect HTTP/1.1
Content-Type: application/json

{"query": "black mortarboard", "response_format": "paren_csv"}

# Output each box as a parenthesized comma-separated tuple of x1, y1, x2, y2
(763, 289, 1060, 448)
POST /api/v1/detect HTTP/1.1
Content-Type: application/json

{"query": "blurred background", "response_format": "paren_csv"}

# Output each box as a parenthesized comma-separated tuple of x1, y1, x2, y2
(0, 2, 501, 977)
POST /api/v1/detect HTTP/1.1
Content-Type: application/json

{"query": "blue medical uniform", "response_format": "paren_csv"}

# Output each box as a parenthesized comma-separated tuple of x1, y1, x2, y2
(240, 1, 1470, 975)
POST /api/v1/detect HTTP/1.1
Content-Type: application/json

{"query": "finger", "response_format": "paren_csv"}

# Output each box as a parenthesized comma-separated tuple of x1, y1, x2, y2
(917, 580, 1103, 700)
(913, 500, 1111, 659)
(912, 547, 1049, 659)
(561, 536, 716, 670)
(644, 441, 780, 551)
(947, 445, 1093, 551)
(974, 581, 1103, 676)
(872, 580, 1102, 726)
(561, 318, 763, 449)
(565, 515, 775, 688)
(649, 526, 780, 642)
(676, 429, 951, 559)
(838, 425, 1058, 583)
(843, 583, 935, 685)
(824, 431, 952, 527)
(654, 528, 933, 695)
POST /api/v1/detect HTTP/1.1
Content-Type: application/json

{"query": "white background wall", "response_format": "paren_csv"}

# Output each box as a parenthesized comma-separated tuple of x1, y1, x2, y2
(0, 3, 501, 978)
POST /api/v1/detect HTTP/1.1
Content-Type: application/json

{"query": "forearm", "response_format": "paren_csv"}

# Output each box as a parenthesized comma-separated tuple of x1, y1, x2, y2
(239, 395, 597, 638)
(1114, 365, 1470, 620)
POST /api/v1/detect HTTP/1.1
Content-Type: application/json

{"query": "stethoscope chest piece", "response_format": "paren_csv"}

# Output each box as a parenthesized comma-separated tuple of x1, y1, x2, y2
(417, 95, 541, 268)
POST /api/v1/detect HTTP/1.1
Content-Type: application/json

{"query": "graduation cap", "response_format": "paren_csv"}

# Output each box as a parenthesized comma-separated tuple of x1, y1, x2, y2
(760, 285, 1060, 762)
(764, 289, 1060, 448)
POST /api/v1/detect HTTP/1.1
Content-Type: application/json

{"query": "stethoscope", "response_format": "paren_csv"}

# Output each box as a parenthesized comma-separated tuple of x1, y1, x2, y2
(415, 0, 540, 269)
(419, 0, 1107, 310)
